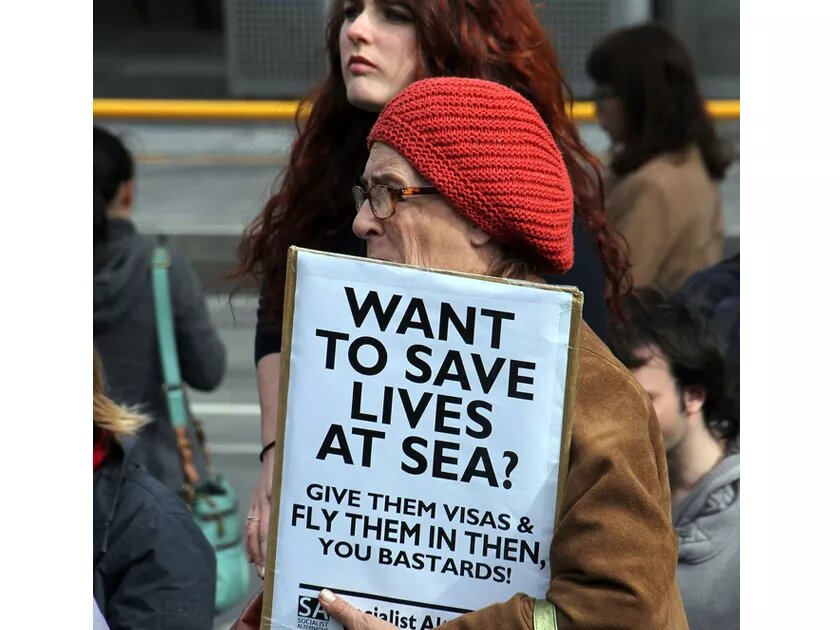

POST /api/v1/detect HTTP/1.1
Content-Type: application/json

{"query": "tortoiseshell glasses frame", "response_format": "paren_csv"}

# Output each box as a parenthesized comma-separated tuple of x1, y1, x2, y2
(352, 184, 440, 219)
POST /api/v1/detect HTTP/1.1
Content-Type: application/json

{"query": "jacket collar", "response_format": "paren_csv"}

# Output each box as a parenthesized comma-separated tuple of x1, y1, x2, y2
(95, 435, 139, 555)
(672, 453, 740, 526)
(672, 454, 740, 564)
(105, 217, 137, 239)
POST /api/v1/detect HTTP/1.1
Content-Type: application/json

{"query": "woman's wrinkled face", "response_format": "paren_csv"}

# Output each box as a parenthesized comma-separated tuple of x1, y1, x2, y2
(339, 0, 420, 112)
(352, 143, 496, 274)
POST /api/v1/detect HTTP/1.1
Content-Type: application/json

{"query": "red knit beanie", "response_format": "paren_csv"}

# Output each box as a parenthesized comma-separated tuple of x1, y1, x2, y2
(368, 77, 574, 273)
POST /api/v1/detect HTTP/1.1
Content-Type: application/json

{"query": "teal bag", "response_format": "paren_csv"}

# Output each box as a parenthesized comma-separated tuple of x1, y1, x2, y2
(192, 474, 252, 612)
(151, 245, 251, 614)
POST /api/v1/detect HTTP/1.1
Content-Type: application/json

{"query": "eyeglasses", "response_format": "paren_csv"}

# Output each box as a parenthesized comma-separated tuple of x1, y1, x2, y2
(352, 184, 439, 220)
(591, 86, 618, 102)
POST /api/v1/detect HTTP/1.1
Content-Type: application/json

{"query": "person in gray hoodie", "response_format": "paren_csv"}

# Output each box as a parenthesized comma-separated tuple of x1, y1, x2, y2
(94, 126, 226, 493)
(610, 287, 739, 630)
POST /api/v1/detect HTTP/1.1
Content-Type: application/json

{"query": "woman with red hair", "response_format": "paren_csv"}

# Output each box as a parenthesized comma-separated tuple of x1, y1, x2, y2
(233, 0, 631, 580)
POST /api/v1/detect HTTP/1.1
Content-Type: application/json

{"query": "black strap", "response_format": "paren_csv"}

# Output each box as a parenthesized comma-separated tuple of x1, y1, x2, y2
(259, 441, 277, 463)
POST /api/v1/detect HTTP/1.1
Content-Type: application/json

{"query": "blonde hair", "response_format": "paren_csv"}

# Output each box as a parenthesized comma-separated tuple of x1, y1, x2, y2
(94, 349, 147, 436)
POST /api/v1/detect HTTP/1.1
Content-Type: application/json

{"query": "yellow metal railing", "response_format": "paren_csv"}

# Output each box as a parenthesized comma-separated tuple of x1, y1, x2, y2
(93, 98, 739, 122)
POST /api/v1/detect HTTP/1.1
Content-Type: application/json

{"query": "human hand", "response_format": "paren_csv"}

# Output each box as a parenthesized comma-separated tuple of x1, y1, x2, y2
(318, 590, 399, 630)
(245, 446, 274, 578)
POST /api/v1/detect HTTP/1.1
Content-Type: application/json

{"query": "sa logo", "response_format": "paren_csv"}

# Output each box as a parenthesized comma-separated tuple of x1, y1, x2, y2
(298, 595, 330, 621)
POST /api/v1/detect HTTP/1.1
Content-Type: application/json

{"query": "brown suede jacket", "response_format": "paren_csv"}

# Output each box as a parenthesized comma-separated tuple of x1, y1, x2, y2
(232, 323, 688, 629)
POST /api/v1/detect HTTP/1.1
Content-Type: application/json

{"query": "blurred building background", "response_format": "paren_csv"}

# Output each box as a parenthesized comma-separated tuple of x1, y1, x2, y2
(94, 0, 738, 100)
(94, 0, 739, 290)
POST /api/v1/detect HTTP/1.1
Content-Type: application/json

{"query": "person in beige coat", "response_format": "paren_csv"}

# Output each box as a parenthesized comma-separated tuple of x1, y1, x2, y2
(586, 23, 733, 290)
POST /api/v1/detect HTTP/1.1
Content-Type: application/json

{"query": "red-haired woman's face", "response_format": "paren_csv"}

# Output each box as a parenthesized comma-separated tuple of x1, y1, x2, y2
(340, 0, 419, 112)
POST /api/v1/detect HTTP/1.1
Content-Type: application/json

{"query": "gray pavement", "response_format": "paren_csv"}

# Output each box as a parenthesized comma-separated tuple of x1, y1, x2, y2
(103, 120, 740, 240)
(98, 120, 739, 297)
(186, 295, 262, 629)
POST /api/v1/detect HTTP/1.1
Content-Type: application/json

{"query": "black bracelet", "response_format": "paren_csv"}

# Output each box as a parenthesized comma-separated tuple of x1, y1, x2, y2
(259, 441, 277, 463)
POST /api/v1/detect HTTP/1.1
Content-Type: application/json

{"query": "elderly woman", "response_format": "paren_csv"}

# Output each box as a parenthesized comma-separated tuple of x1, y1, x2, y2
(242, 2, 631, 574)
(239, 77, 682, 630)
(232, 77, 685, 629)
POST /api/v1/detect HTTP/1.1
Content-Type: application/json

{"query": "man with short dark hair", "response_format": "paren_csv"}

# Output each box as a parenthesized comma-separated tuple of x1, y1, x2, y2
(681, 253, 740, 373)
(610, 288, 739, 630)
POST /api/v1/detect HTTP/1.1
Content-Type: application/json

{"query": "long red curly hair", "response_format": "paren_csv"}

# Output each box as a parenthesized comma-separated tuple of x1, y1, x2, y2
(234, 0, 631, 321)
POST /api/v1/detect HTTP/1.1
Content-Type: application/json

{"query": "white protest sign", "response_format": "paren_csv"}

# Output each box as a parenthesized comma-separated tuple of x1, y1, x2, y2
(263, 248, 581, 630)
